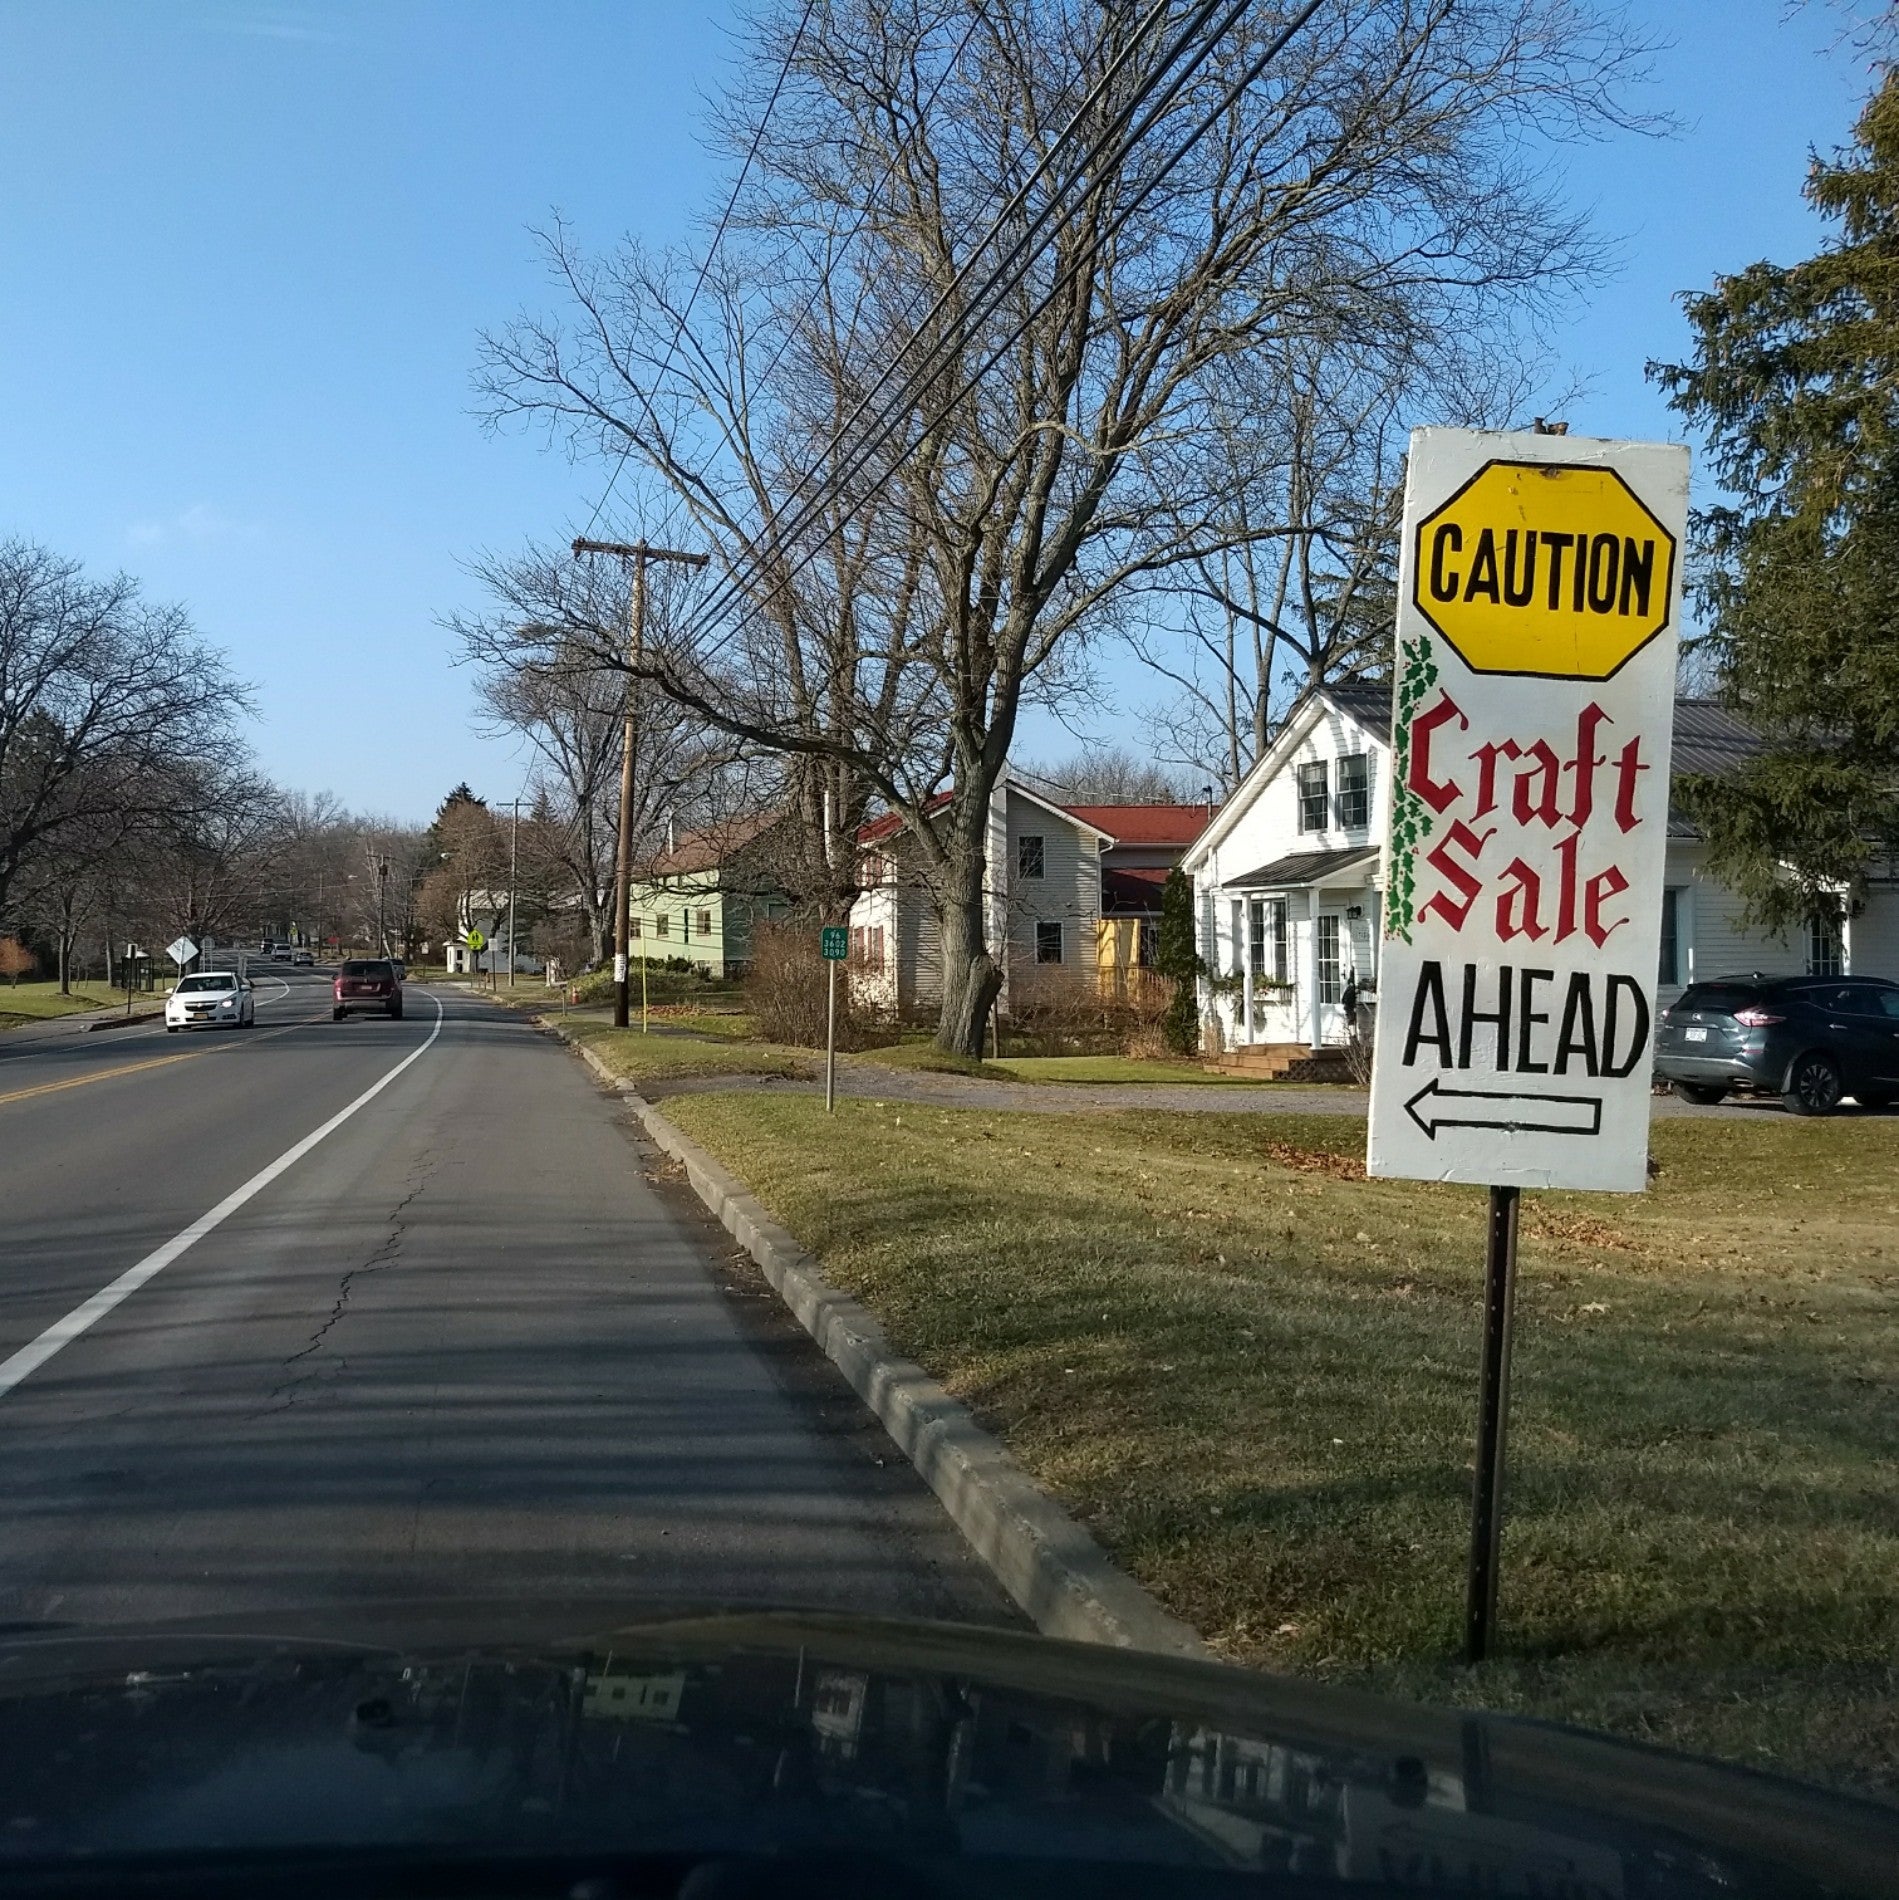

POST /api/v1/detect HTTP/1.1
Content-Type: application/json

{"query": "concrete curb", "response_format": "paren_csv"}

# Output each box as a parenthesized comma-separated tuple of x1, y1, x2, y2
(558, 1025, 1208, 1658)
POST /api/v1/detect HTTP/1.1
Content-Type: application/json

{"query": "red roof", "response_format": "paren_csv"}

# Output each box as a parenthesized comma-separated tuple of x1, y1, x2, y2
(856, 791, 951, 847)
(640, 810, 781, 877)
(1062, 803, 1212, 846)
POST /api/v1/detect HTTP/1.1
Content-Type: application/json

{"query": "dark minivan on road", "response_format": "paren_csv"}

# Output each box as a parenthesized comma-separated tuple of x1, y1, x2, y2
(332, 957, 404, 1021)
(1655, 973, 1899, 1113)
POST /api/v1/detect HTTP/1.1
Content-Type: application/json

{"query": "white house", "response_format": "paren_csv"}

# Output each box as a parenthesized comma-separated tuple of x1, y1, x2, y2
(847, 773, 1211, 1018)
(1181, 683, 1899, 1063)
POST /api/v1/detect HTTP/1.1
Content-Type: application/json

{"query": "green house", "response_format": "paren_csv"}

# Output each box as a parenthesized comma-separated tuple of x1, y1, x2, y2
(626, 814, 795, 978)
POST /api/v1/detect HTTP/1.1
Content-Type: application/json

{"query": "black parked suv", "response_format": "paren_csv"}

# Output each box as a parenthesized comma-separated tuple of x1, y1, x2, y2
(1655, 973, 1899, 1114)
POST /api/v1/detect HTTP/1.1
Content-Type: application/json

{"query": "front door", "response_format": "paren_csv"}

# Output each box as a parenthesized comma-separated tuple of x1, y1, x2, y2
(1315, 911, 1346, 1045)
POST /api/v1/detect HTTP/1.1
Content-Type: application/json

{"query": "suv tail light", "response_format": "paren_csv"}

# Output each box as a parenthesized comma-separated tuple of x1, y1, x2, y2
(1733, 1007, 1784, 1027)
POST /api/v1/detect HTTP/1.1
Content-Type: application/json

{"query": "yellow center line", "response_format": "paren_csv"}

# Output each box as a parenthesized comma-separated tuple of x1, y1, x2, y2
(0, 1011, 331, 1111)
(0, 1047, 205, 1108)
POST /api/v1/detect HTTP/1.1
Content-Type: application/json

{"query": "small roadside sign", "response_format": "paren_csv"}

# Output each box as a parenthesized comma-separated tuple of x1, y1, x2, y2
(1368, 428, 1689, 1197)
(465, 928, 487, 953)
(820, 925, 849, 961)
(166, 936, 198, 969)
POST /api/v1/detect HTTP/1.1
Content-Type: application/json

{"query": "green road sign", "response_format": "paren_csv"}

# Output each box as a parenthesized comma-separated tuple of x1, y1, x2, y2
(466, 929, 487, 952)
(820, 925, 848, 961)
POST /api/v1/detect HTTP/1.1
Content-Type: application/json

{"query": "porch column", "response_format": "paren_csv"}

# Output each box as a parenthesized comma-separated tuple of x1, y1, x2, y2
(1240, 898, 1254, 1041)
(1307, 889, 1323, 1052)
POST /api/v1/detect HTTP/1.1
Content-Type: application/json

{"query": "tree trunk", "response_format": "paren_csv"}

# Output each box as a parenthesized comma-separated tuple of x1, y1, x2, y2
(933, 838, 1002, 1057)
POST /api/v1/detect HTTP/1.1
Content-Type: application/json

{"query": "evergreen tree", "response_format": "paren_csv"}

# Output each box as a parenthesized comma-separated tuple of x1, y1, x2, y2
(1652, 72, 1899, 930)
(1156, 867, 1203, 1056)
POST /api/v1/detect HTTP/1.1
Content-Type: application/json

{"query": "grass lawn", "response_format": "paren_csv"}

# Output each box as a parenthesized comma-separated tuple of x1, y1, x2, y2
(659, 1092, 1899, 1797)
(0, 982, 122, 1025)
(563, 1015, 814, 1084)
(851, 1037, 1010, 1080)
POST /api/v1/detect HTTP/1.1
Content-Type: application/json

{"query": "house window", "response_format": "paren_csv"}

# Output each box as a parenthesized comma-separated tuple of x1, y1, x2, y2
(1248, 898, 1291, 981)
(849, 924, 887, 974)
(1658, 888, 1681, 986)
(1018, 834, 1045, 879)
(629, 915, 642, 940)
(1035, 920, 1063, 963)
(696, 909, 713, 939)
(1806, 912, 1845, 977)
(1337, 753, 1370, 829)
(654, 913, 670, 940)
(1316, 914, 1343, 1006)
(1297, 761, 1329, 832)
(1137, 921, 1159, 968)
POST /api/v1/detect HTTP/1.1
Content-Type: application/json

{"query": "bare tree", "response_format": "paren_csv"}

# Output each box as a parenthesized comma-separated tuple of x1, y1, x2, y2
(128, 766, 290, 961)
(0, 540, 249, 919)
(465, 602, 747, 966)
(1019, 747, 1198, 805)
(479, 0, 1656, 1053)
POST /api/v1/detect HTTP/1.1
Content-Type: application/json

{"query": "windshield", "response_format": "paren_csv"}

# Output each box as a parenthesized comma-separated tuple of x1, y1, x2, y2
(340, 960, 392, 977)
(173, 974, 237, 993)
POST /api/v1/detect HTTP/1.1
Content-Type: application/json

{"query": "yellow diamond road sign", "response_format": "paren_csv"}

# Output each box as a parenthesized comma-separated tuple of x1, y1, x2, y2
(1412, 460, 1677, 681)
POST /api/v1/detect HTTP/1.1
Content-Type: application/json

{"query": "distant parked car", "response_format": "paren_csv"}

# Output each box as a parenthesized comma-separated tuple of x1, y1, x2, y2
(292, 948, 314, 967)
(165, 971, 254, 1032)
(1654, 974, 1899, 1114)
(333, 958, 404, 1021)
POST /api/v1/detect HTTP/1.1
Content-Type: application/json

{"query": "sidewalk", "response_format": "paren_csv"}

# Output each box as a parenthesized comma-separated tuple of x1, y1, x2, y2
(0, 999, 162, 1046)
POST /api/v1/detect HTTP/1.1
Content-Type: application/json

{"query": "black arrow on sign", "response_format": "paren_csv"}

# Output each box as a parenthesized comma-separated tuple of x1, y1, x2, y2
(1404, 1078, 1604, 1140)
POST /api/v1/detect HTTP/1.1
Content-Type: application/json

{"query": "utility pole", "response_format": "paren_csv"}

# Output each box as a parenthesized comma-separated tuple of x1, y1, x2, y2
(572, 536, 709, 1029)
(375, 858, 389, 958)
(506, 796, 520, 990)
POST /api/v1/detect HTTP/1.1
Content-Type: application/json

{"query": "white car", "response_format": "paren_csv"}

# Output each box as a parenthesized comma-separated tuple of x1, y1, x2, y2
(165, 971, 255, 1032)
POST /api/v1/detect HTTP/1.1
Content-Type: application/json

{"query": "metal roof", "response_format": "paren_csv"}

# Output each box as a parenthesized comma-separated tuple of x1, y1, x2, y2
(1318, 681, 1394, 736)
(1227, 846, 1380, 890)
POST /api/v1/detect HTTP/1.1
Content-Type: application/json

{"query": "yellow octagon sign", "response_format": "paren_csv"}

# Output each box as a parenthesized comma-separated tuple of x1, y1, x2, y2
(1412, 459, 1677, 681)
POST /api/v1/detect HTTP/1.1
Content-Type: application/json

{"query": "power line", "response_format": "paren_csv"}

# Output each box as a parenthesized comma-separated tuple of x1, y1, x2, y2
(688, 0, 1317, 652)
(681, 0, 1201, 634)
(576, 0, 821, 544)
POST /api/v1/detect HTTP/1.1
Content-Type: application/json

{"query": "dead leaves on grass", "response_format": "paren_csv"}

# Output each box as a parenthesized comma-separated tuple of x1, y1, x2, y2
(1261, 1139, 1365, 1180)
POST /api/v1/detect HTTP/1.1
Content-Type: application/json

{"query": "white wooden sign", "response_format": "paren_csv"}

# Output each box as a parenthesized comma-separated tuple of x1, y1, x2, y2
(1367, 428, 1690, 1193)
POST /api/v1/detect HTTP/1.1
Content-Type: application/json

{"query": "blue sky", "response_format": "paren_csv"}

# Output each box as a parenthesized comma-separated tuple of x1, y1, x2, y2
(0, 1, 1876, 820)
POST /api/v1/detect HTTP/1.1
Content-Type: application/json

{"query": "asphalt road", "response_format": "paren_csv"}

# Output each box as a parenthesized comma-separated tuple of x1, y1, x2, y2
(0, 971, 1012, 1634)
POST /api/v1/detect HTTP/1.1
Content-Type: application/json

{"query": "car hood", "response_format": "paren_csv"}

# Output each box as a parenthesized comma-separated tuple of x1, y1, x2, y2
(0, 1605, 1893, 1895)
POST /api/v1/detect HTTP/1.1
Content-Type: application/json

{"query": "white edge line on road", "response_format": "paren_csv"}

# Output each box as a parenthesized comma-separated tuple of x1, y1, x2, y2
(0, 990, 446, 1401)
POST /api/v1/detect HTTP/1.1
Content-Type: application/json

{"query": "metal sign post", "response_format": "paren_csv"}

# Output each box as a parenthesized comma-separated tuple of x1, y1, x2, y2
(820, 925, 848, 1113)
(1367, 427, 1689, 1664)
(1465, 1184, 1520, 1662)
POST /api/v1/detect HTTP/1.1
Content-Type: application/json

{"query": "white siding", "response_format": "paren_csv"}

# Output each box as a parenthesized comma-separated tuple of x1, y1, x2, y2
(1189, 700, 1387, 1049)
(1851, 886, 1899, 979)
(1662, 842, 1805, 1002)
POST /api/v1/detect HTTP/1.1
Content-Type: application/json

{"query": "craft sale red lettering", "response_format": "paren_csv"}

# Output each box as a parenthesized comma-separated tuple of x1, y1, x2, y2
(1403, 687, 1650, 943)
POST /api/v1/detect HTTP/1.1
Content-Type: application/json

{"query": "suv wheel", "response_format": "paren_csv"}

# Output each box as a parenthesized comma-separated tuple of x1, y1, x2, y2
(1784, 1051, 1844, 1117)
(1673, 1080, 1728, 1106)
(332, 1005, 345, 1021)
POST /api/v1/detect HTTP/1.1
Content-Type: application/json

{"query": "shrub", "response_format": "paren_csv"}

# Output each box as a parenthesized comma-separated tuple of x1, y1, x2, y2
(1156, 868, 1203, 1054)
(745, 920, 874, 1049)
(0, 936, 37, 988)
